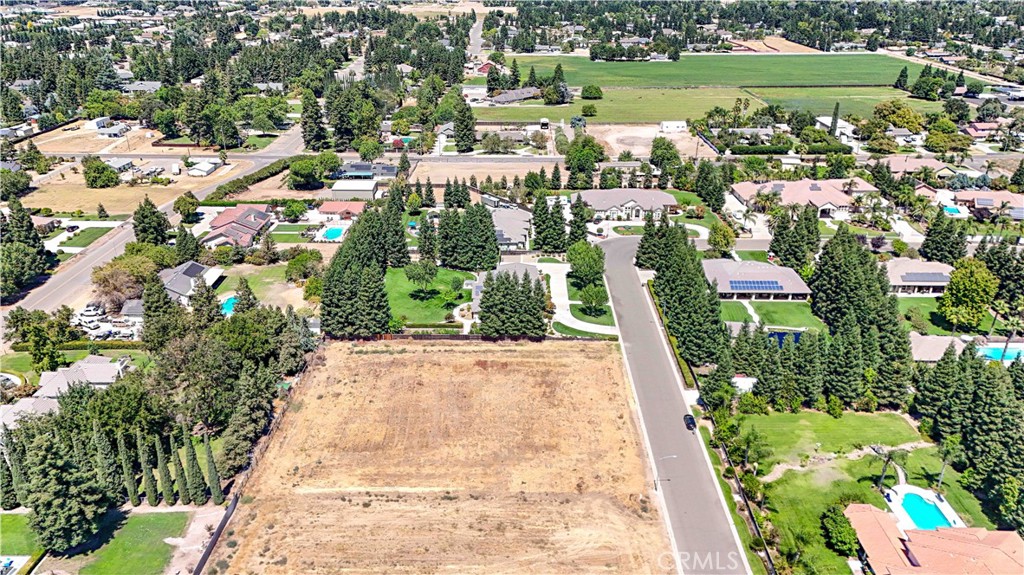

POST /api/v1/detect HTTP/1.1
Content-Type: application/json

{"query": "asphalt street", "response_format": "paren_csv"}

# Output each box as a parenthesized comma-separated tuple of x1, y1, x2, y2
(604, 237, 750, 575)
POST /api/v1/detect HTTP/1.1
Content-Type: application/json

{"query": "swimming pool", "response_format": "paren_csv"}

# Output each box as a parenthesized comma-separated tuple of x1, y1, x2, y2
(324, 227, 343, 240)
(978, 343, 1024, 361)
(317, 222, 351, 242)
(221, 296, 237, 316)
(901, 492, 952, 530)
(943, 206, 960, 214)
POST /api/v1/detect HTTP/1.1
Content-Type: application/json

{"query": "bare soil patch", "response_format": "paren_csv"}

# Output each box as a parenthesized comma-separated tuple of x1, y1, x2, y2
(409, 160, 558, 183)
(587, 124, 716, 160)
(731, 37, 820, 54)
(213, 340, 669, 574)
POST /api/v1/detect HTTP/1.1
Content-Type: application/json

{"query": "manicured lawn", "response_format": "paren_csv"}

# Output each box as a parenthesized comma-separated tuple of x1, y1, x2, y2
(902, 447, 995, 529)
(0, 350, 151, 386)
(748, 87, 944, 118)
(230, 133, 278, 152)
(818, 220, 898, 238)
(270, 232, 309, 244)
(59, 226, 113, 248)
(466, 54, 924, 87)
(720, 301, 753, 323)
(384, 267, 473, 323)
(667, 190, 703, 206)
(537, 257, 563, 263)
(0, 514, 40, 555)
(272, 224, 315, 232)
(898, 296, 1002, 336)
(474, 87, 756, 123)
(768, 457, 889, 573)
(160, 136, 194, 145)
(215, 264, 287, 300)
(749, 301, 827, 331)
(552, 321, 619, 341)
(79, 512, 189, 575)
(569, 303, 616, 326)
(740, 411, 920, 472)
(52, 213, 131, 221)
(612, 225, 644, 235)
(736, 250, 769, 262)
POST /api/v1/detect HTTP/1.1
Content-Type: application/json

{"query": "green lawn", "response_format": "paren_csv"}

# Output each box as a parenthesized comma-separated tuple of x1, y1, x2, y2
(740, 411, 920, 472)
(537, 257, 563, 263)
(749, 301, 826, 331)
(384, 267, 473, 323)
(59, 226, 113, 248)
(215, 264, 287, 300)
(467, 54, 925, 87)
(736, 251, 769, 262)
(720, 301, 753, 323)
(269, 232, 310, 244)
(552, 321, 619, 341)
(898, 296, 1002, 336)
(272, 224, 315, 232)
(79, 512, 189, 575)
(569, 303, 616, 326)
(474, 87, 756, 123)
(818, 220, 898, 238)
(612, 225, 644, 235)
(0, 350, 151, 386)
(229, 133, 278, 152)
(748, 87, 944, 118)
(902, 447, 995, 529)
(0, 514, 40, 555)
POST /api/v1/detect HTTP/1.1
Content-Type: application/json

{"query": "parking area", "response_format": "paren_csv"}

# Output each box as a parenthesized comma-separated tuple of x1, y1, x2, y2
(72, 303, 140, 341)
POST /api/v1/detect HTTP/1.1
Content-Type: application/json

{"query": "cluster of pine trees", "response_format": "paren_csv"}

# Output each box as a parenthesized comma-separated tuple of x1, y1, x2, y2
(531, 193, 588, 253)
(478, 271, 547, 339)
(920, 211, 968, 266)
(642, 217, 728, 366)
(0, 198, 48, 298)
(767, 205, 820, 270)
(914, 345, 1024, 532)
(436, 205, 500, 271)
(975, 237, 1024, 305)
(410, 178, 437, 209)
(443, 178, 471, 209)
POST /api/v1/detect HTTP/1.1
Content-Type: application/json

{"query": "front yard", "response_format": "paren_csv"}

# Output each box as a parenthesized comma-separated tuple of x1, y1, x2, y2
(384, 267, 473, 324)
(59, 226, 114, 248)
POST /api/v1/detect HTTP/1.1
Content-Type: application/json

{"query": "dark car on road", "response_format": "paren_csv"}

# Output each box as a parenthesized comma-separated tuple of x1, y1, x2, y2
(683, 414, 697, 431)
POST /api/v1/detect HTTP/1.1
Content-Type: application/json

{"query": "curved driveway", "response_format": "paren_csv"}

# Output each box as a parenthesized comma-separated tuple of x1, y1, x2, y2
(603, 237, 749, 575)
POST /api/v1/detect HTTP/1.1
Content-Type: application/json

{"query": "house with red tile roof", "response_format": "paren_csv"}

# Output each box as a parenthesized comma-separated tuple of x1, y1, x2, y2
(202, 204, 274, 248)
(318, 201, 366, 219)
(730, 178, 877, 217)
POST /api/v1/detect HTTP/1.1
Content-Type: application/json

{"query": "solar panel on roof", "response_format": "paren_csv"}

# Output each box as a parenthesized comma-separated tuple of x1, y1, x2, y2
(729, 280, 783, 291)
(901, 273, 950, 283)
(976, 198, 994, 207)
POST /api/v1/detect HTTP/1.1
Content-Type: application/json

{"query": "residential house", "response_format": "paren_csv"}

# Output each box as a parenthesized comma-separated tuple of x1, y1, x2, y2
(0, 397, 59, 430)
(468, 262, 540, 314)
(490, 87, 541, 104)
(491, 206, 531, 251)
(36, 355, 132, 397)
(253, 82, 284, 93)
(327, 179, 379, 201)
(318, 201, 366, 220)
(885, 126, 925, 147)
(843, 503, 1024, 575)
(730, 178, 878, 218)
(953, 190, 1024, 220)
(579, 188, 675, 220)
(98, 124, 131, 138)
(120, 298, 144, 319)
(964, 121, 1001, 140)
(0, 161, 21, 172)
(104, 157, 134, 172)
(702, 259, 811, 301)
(188, 161, 218, 177)
(158, 260, 224, 304)
(122, 80, 162, 94)
(84, 116, 112, 130)
(886, 258, 953, 295)
(202, 204, 274, 248)
(909, 333, 965, 363)
(882, 156, 955, 178)
(814, 116, 857, 142)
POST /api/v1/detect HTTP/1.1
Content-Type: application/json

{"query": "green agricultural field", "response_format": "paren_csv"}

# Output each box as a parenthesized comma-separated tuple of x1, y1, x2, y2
(384, 267, 474, 323)
(748, 87, 945, 118)
(79, 512, 190, 575)
(473, 87, 755, 123)
(720, 301, 753, 323)
(740, 411, 920, 472)
(749, 301, 827, 331)
(59, 226, 114, 248)
(468, 54, 925, 87)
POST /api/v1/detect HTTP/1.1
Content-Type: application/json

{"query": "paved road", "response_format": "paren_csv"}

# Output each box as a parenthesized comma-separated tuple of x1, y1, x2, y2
(468, 15, 484, 59)
(603, 237, 749, 575)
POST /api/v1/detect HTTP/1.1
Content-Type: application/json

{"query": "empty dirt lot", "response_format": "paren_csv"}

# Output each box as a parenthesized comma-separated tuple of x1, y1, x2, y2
(214, 340, 670, 574)
(588, 124, 717, 160)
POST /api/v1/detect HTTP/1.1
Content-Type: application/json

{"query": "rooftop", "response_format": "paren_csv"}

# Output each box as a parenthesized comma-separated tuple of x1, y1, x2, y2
(702, 259, 811, 295)
(731, 178, 877, 209)
(579, 188, 675, 211)
(886, 258, 953, 287)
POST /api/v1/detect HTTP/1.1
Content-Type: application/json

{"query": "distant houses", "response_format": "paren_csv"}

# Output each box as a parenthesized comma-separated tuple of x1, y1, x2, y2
(731, 178, 878, 218)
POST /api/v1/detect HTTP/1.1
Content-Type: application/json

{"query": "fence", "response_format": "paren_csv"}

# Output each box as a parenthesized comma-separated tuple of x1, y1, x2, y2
(190, 494, 239, 575)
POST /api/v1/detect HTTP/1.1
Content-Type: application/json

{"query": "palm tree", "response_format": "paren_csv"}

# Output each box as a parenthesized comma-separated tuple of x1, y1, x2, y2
(914, 166, 937, 187)
(752, 191, 779, 213)
(741, 209, 757, 231)
(983, 159, 998, 177)
(1001, 316, 1024, 361)
(990, 299, 1010, 337)
(871, 446, 909, 490)
(936, 435, 965, 491)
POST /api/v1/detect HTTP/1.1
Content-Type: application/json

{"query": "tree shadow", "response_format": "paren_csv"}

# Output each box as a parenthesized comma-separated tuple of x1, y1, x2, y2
(55, 508, 127, 558)
(580, 306, 608, 319)
(409, 288, 440, 301)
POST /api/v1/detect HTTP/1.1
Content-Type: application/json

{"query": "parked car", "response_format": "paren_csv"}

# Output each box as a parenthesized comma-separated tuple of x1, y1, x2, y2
(82, 321, 101, 331)
(683, 414, 697, 432)
(66, 225, 79, 233)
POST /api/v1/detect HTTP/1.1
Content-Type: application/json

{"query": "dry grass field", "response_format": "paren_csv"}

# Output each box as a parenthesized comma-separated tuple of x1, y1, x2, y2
(213, 340, 670, 574)
(731, 36, 820, 54)
(587, 125, 716, 160)
(408, 160, 559, 183)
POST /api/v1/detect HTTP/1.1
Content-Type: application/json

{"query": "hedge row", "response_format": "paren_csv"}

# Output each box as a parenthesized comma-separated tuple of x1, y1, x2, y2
(728, 144, 792, 155)
(805, 143, 853, 155)
(199, 198, 324, 208)
(205, 155, 313, 201)
(11, 340, 145, 352)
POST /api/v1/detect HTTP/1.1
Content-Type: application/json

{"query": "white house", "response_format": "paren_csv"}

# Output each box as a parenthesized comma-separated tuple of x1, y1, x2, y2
(579, 189, 675, 220)
(660, 121, 688, 133)
(84, 116, 111, 130)
(187, 162, 217, 177)
(104, 157, 134, 172)
(814, 116, 857, 143)
(97, 124, 130, 138)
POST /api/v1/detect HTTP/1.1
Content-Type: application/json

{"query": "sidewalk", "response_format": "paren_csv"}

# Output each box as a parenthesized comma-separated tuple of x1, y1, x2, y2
(536, 262, 619, 336)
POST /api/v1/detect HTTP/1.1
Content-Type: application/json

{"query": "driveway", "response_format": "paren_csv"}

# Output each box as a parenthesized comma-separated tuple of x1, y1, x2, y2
(603, 236, 750, 575)
(536, 261, 619, 336)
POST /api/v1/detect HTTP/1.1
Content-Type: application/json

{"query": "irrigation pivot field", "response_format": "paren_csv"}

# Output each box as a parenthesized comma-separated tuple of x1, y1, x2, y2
(748, 87, 945, 117)
(474, 87, 757, 123)
(468, 53, 925, 88)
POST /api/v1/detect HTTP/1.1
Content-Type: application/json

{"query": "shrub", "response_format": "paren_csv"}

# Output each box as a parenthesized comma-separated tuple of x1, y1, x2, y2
(826, 394, 844, 418)
(737, 393, 770, 415)
(11, 340, 144, 352)
(580, 85, 603, 99)
(206, 155, 311, 200)
(581, 104, 597, 117)
(891, 238, 909, 256)
(728, 144, 792, 155)
(821, 504, 859, 556)
(805, 143, 853, 155)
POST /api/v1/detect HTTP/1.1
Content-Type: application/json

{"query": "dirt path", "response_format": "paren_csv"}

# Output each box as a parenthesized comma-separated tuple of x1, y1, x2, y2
(761, 440, 933, 483)
(163, 506, 226, 575)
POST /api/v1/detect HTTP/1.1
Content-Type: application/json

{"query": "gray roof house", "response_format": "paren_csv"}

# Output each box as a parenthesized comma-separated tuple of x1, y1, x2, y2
(909, 333, 966, 363)
(886, 258, 953, 295)
(122, 80, 163, 94)
(105, 157, 134, 171)
(702, 259, 811, 301)
(490, 87, 541, 104)
(0, 397, 59, 430)
(579, 189, 675, 220)
(158, 261, 224, 304)
(36, 355, 132, 398)
(120, 298, 144, 318)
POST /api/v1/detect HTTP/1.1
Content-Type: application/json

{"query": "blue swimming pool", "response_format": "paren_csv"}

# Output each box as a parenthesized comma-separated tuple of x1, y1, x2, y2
(902, 493, 952, 530)
(943, 206, 960, 215)
(221, 296, 237, 316)
(979, 344, 1024, 361)
(323, 227, 344, 241)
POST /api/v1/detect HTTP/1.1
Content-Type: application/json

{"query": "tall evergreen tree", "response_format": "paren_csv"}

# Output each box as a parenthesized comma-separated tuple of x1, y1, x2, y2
(874, 296, 913, 409)
(5, 198, 44, 254)
(828, 102, 840, 136)
(137, 428, 158, 506)
(154, 436, 175, 505)
(915, 344, 959, 424)
(920, 211, 967, 265)
(142, 279, 182, 351)
(204, 434, 225, 505)
(532, 195, 551, 250)
(794, 330, 824, 404)
(547, 201, 568, 252)
(117, 432, 140, 506)
(182, 426, 208, 505)
(175, 224, 200, 263)
(418, 215, 437, 262)
(384, 195, 411, 267)
(189, 278, 222, 329)
(168, 433, 190, 505)
(453, 98, 476, 153)
(568, 194, 589, 246)
(894, 66, 909, 90)
(549, 164, 562, 190)
(437, 209, 461, 267)
(132, 196, 170, 245)
(232, 278, 258, 314)
(825, 314, 864, 406)
(354, 266, 391, 337)
(634, 212, 660, 269)
(694, 160, 725, 212)
(963, 365, 1021, 490)
(90, 420, 121, 503)
(300, 89, 327, 151)
(0, 452, 17, 509)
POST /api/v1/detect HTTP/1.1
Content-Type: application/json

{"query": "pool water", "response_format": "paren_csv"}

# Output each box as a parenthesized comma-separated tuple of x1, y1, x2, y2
(221, 296, 237, 316)
(902, 493, 952, 530)
(943, 206, 960, 215)
(323, 227, 344, 241)
(979, 344, 1024, 361)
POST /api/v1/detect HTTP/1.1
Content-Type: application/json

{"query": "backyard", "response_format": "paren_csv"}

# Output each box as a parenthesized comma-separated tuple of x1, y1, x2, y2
(0, 514, 39, 556)
(214, 263, 308, 310)
(467, 54, 925, 87)
(0, 350, 151, 386)
(384, 266, 473, 323)
(898, 296, 1002, 336)
(736, 251, 770, 262)
(721, 301, 753, 323)
(749, 301, 827, 331)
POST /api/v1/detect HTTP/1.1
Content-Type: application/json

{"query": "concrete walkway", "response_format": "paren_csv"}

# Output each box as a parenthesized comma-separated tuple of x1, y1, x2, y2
(740, 300, 761, 324)
(536, 262, 619, 336)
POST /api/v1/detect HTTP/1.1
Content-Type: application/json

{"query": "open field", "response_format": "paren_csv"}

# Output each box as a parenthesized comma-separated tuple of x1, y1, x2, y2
(408, 160, 559, 184)
(731, 36, 820, 54)
(588, 124, 716, 160)
(468, 54, 925, 87)
(213, 340, 669, 574)
(29, 122, 166, 155)
(747, 87, 945, 118)
(474, 88, 755, 123)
